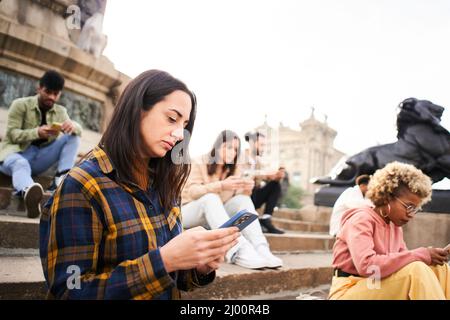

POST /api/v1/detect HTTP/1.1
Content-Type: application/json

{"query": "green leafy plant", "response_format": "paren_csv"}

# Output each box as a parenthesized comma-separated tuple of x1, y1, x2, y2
(280, 185, 304, 209)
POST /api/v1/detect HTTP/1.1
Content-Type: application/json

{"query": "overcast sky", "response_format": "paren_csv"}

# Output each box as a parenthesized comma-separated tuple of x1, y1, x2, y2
(102, 0, 450, 164)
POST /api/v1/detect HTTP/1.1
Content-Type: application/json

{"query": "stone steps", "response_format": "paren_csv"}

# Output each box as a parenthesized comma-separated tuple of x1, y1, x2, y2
(0, 215, 40, 249)
(0, 173, 53, 189)
(183, 253, 332, 299)
(0, 214, 334, 252)
(0, 249, 333, 300)
(0, 187, 52, 213)
(265, 232, 334, 252)
(0, 248, 46, 299)
(0, 249, 332, 300)
(273, 205, 332, 224)
(271, 217, 329, 233)
(0, 173, 53, 214)
(0, 172, 53, 217)
(0, 200, 336, 299)
(237, 284, 331, 300)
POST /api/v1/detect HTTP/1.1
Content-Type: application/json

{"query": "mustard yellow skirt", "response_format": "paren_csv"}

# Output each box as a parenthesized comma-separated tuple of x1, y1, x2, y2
(329, 262, 450, 300)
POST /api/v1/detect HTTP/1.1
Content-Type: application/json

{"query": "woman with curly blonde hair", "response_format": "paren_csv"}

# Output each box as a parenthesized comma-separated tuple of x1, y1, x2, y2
(329, 161, 449, 300)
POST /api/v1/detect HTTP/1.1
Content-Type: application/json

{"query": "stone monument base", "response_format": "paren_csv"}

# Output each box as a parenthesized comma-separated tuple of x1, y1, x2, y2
(314, 186, 450, 213)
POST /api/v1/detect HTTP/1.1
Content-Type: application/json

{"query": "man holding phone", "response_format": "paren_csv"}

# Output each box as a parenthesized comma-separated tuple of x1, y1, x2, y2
(0, 70, 82, 218)
(243, 131, 285, 234)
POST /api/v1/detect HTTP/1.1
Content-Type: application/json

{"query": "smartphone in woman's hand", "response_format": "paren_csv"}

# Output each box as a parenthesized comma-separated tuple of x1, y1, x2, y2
(219, 209, 258, 231)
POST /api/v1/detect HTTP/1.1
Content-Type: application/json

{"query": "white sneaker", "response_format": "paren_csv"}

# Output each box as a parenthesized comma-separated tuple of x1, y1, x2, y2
(256, 244, 283, 268)
(225, 242, 240, 263)
(295, 293, 323, 300)
(232, 242, 267, 269)
(23, 182, 43, 219)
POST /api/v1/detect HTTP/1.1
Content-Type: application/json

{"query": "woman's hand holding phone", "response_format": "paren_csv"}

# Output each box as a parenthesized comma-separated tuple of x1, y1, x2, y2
(221, 176, 246, 191)
(443, 243, 450, 255)
(241, 176, 255, 194)
(160, 226, 239, 274)
(427, 247, 449, 266)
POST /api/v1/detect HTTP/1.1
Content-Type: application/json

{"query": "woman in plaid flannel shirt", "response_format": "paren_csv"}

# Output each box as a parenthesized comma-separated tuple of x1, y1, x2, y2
(40, 70, 239, 300)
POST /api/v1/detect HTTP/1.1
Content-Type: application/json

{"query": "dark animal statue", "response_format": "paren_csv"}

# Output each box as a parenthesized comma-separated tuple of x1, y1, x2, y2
(313, 98, 450, 186)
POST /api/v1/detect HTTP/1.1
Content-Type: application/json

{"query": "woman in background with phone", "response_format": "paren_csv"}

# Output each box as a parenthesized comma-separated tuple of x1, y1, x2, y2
(181, 130, 283, 269)
(329, 161, 450, 300)
(40, 70, 239, 299)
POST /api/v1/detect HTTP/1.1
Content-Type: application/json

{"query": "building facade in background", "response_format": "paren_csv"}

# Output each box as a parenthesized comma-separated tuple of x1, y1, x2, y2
(254, 109, 345, 193)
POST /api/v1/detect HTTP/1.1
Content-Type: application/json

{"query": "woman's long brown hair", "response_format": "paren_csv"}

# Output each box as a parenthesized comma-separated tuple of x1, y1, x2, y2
(99, 70, 197, 212)
(206, 130, 241, 178)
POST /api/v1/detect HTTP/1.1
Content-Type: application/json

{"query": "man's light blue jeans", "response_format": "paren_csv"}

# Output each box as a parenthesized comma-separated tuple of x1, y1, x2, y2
(0, 134, 80, 192)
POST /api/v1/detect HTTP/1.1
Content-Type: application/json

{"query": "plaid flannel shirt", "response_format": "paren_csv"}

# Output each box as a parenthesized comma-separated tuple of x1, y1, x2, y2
(39, 146, 215, 300)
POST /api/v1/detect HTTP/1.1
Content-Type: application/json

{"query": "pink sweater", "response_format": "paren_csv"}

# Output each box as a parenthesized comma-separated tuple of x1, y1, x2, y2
(332, 206, 431, 278)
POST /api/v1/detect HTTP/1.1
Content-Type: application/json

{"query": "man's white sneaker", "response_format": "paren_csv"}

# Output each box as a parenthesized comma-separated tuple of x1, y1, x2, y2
(23, 183, 43, 219)
(256, 244, 283, 268)
(232, 242, 267, 269)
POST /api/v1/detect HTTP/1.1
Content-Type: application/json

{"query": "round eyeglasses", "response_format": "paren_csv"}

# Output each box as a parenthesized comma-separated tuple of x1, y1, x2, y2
(395, 197, 421, 216)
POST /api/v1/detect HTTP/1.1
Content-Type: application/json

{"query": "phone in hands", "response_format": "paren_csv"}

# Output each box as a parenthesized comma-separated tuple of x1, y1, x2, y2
(444, 243, 450, 254)
(242, 170, 255, 179)
(50, 122, 62, 131)
(219, 209, 258, 231)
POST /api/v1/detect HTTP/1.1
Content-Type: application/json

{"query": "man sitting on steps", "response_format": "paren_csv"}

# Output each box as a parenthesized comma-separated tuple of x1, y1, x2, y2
(0, 70, 82, 218)
(243, 131, 286, 234)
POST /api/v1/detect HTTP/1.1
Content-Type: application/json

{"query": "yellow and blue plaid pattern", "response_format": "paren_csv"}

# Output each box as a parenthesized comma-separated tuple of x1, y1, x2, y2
(39, 146, 214, 299)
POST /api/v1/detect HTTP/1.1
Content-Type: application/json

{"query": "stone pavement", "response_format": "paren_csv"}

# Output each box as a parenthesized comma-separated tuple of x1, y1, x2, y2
(0, 188, 339, 300)
(182, 252, 333, 299)
(0, 204, 335, 300)
(0, 247, 333, 300)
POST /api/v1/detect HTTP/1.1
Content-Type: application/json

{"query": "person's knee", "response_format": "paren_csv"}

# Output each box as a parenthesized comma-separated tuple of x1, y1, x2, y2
(68, 134, 80, 141)
(232, 194, 255, 208)
(430, 263, 449, 273)
(64, 134, 81, 145)
(232, 194, 250, 201)
(403, 261, 431, 276)
(11, 158, 31, 171)
(268, 180, 281, 192)
(199, 193, 222, 204)
(267, 180, 281, 187)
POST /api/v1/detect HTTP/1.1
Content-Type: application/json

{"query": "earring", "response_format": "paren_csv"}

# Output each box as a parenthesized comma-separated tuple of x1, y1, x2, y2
(387, 203, 391, 216)
(379, 206, 388, 218)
